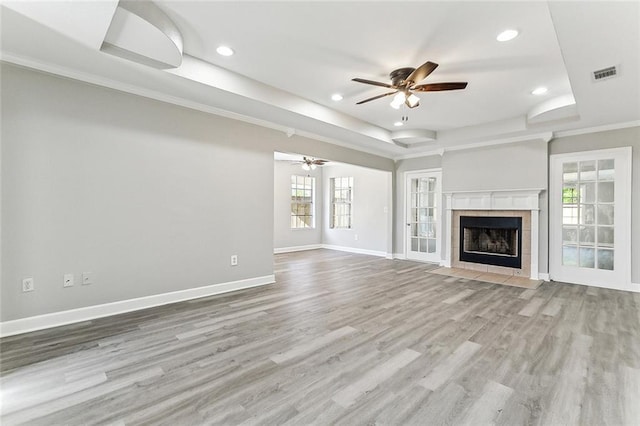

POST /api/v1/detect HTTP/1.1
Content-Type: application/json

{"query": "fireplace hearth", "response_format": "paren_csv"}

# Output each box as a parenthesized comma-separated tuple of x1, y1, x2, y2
(460, 216, 522, 268)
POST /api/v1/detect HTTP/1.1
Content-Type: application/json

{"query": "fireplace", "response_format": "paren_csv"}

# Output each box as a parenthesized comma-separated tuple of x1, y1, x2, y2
(459, 216, 522, 268)
(444, 189, 542, 279)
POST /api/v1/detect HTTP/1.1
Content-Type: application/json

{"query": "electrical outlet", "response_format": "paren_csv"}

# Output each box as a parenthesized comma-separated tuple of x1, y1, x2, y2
(22, 277, 34, 292)
(354, 234, 359, 241)
(64, 273, 74, 287)
(230, 255, 238, 266)
(82, 272, 93, 285)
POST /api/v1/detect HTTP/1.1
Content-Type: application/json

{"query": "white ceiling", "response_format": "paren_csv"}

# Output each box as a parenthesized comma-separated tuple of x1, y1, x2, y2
(1, 1, 639, 159)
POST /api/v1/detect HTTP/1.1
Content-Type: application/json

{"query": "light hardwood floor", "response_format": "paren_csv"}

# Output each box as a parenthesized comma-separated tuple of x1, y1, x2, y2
(1, 249, 639, 425)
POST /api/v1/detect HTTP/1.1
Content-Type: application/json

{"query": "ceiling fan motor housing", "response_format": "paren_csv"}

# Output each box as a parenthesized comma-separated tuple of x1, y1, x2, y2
(390, 67, 416, 87)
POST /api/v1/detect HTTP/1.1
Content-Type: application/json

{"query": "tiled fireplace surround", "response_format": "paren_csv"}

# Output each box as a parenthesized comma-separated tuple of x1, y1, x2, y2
(444, 189, 543, 280)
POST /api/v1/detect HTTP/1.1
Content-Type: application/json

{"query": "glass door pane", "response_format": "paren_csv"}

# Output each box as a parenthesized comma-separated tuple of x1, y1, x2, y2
(561, 158, 615, 270)
(409, 178, 438, 254)
(407, 172, 440, 261)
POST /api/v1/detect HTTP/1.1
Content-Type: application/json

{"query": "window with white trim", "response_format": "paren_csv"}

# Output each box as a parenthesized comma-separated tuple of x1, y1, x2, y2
(291, 175, 315, 229)
(330, 177, 353, 229)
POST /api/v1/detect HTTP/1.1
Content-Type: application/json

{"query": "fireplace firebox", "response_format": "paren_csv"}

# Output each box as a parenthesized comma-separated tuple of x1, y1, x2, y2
(460, 216, 522, 268)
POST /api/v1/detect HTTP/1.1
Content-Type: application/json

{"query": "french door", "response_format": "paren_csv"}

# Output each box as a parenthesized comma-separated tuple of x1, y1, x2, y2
(550, 147, 632, 289)
(405, 170, 441, 263)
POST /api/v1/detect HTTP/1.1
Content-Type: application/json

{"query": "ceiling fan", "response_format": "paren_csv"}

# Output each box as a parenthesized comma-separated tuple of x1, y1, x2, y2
(293, 156, 329, 171)
(352, 60, 468, 109)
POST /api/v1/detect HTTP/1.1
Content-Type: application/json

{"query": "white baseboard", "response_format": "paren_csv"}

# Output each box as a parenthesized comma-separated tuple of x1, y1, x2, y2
(274, 244, 322, 254)
(546, 276, 640, 293)
(394, 253, 407, 260)
(0, 275, 275, 337)
(539, 273, 550, 281)
(275, 245, 391, 258)
(322, 244, 387, 257)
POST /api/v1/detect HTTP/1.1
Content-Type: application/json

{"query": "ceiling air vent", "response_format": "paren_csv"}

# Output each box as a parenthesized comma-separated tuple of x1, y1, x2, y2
(593, 66, 617, 81)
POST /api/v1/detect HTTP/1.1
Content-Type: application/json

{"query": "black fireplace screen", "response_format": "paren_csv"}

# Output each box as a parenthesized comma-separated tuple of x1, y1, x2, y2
(460, 216, 522, 268)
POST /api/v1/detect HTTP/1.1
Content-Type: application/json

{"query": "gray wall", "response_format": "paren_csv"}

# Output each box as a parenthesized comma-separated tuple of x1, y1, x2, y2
(322, 164, 391, 254)
(550, 126, 640, 282)
(443, 140, 549, 274)
(0, 64, 393, 321)
(394, 139, 549, 274)
(3, 63, 636, 323)
(441, 141, 548, 192)
(273, 161, 322, 249)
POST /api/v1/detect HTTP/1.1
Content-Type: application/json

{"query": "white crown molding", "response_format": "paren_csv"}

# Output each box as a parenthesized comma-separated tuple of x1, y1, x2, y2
(394, 148, 445, 161)
(0, 274, 275, 337)
(553, 120, 640, 138)
(4, 52, 637, 163)
(0, 53, 396, 160)
(443, 132, 554, 152)
(1, 52, 286, 129)
(393, 132, 553, 161)
(290, 128, 398, 159)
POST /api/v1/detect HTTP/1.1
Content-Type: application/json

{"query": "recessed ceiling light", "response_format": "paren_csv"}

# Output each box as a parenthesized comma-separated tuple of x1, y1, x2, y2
(393, 121, 404, 127)
(216, 46, 234, 56)
(531, 86, 548, 95)
(331, 94, 343, 101)
(496, 29, 519, 42)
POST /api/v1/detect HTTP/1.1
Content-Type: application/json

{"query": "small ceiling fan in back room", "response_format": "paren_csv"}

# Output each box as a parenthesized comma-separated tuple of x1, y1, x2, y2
(292, 157, 329, 171)
(352, 60, 468, 109)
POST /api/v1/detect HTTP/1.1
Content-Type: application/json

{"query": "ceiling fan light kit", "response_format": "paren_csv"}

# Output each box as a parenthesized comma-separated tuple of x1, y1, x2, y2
(353, 61, 468, 110)
(406, 93, 420, 108)
(390, 92, 405, 109)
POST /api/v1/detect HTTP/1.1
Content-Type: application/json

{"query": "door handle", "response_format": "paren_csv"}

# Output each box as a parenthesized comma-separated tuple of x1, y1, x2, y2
(406, 223, 411, 226)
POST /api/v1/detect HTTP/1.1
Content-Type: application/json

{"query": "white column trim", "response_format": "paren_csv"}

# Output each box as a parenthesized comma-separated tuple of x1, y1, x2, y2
(444, 193, 453, 267)
(531, 209, 540, 280)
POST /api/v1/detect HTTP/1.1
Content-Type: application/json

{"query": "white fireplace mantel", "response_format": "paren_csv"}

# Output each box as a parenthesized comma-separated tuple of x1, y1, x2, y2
(443, 188, 544, 279)
(443, 188, 544, 211)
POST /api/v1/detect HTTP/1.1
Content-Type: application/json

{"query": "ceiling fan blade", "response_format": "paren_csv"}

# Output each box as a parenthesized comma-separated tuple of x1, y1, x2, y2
(314, 160, 329, 164)
(352, 78, 395, 89)
(405, 61, 438, 85)
(412, 82, 468, 92)
(356, 91, 398, 105)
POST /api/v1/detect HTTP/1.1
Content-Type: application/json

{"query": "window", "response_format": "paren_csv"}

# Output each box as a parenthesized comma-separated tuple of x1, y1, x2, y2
(291, 175, 314, 229)
(330, 177, 353, 229)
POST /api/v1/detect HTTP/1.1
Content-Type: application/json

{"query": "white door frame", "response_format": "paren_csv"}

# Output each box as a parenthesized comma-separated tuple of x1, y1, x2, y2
(404, 169, 443, 263)
(549, 147, 632, 290)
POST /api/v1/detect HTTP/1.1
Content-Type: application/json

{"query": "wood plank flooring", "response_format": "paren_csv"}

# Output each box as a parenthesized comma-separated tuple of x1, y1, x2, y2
(1, 249, 639, 425)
